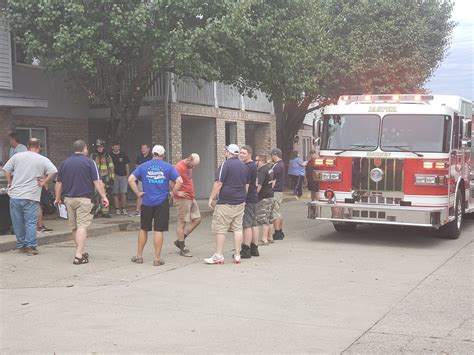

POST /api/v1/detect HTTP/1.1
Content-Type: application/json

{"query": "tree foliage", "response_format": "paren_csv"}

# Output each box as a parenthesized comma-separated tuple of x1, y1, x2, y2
(7, 0, 455, 159)
(214, 0, 455, 162)
(7, 0, 235, 142)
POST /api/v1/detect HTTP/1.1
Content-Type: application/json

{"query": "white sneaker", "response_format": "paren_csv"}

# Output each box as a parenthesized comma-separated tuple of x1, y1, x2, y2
(204, 254, 224, 264)
(121, 209, 128, 215)
(115, 209, 121, 215)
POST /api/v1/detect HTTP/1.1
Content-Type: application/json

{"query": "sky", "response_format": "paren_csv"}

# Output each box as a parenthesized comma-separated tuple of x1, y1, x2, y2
(425, 0, 473, 100)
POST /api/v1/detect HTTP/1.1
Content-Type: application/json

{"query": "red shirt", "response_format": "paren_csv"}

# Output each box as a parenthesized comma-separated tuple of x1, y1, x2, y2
(174, 160, 195, 200)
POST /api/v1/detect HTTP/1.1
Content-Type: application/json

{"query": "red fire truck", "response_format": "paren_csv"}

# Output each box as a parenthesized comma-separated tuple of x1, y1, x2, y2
(308, 94, 473, 239)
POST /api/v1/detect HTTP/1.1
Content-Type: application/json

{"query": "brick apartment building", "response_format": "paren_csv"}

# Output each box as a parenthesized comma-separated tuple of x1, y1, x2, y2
(0, 11, 276, 198)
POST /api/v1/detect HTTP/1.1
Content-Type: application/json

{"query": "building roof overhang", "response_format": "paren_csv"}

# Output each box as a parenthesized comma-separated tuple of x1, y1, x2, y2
(0, 91, 48, 108)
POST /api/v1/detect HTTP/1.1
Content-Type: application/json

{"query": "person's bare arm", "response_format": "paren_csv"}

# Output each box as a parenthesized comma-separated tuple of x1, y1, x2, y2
(39, 173, 57, 189)
(128, 174, 143, 198)
(93, 179, 109, 208)
(208, 181, 223, 209)
(171, 176, 183, 195)
(54, 181, 62, 205)
(4, 171, 12, 187)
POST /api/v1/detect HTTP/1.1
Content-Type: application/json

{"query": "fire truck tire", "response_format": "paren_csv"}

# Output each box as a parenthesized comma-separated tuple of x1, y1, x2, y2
(333, 222, 357, 232)
(439, 191, 463, 240)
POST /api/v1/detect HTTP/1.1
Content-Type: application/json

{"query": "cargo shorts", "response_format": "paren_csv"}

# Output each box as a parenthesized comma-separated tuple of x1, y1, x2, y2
(64, 197, 94, 229)
(211, 203, 245, 234)
(257, 197, 274, 226)
(175, 198, 201, 223)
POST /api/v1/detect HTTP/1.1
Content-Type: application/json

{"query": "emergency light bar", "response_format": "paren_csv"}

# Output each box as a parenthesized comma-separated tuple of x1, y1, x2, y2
(339, 94, 434, 105)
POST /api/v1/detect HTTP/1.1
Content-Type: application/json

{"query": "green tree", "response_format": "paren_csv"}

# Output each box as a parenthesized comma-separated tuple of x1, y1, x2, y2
(7, 0, 234, 142)
(214, 0, 455, 162)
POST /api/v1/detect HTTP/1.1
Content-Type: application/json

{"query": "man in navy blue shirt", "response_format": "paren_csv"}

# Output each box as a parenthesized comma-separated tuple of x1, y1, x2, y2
(205, 144, 249, 264)
(239, 145, 260, 259)
(271, 148, 286, 240)
(55, 140, 109, 265)
(128, 145, 183, 266)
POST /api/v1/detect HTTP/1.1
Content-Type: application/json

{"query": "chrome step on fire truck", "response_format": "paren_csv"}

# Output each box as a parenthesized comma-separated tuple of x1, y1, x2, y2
(308, 94, 473, 239)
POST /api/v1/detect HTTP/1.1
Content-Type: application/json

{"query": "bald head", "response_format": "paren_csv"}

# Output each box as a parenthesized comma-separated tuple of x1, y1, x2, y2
(186, 153, 200, 168)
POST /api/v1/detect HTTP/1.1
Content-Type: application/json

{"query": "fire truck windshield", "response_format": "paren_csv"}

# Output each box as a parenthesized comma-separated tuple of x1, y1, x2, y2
(381, 115, 450, 153)
(320, 114, 379, 151)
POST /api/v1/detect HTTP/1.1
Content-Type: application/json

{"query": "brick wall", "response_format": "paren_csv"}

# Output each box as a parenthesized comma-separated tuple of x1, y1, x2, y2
(170, 102, 276, 168)
(0, 108, 12, 163)
(12, 115, 89, 167)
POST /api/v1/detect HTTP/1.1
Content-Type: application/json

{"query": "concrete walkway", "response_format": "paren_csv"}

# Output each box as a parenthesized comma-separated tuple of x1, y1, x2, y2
(0, 194, 299, 252)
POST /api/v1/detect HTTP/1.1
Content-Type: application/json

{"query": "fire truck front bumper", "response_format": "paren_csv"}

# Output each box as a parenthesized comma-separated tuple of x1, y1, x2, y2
(307, 201, 448, 228)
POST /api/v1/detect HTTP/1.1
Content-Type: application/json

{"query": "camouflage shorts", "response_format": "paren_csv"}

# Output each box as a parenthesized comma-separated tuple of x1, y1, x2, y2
(256, 197, 274, 226)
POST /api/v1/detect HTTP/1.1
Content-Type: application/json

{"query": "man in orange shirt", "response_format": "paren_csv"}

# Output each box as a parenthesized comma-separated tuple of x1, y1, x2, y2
(173, 153, 201, 257)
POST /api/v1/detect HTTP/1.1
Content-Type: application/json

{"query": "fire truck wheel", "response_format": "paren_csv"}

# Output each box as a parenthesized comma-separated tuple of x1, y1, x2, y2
(333, 222, 357, 232)
(439, 191, 463, 240)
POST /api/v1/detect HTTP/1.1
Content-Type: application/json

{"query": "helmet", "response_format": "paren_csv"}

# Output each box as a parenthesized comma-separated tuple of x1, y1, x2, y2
(95, 138, 106, 147)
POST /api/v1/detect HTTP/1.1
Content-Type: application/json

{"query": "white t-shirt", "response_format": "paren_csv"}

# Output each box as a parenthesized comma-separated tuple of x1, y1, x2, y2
(3, 151, 58, 202)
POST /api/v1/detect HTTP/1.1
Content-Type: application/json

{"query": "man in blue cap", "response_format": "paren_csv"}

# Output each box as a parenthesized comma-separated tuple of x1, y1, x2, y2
(205, 144, 249, 264)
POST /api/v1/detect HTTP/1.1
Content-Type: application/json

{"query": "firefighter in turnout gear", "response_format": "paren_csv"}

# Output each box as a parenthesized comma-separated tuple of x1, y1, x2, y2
(90, 139, 115, 218)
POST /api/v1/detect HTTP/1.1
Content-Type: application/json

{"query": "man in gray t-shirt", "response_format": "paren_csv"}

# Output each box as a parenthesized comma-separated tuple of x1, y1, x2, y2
(8, 132, 27, 159)
(3, 139, 57, 254)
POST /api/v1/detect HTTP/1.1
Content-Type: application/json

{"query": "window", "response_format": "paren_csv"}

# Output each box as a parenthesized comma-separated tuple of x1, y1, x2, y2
(321, 114, 380, 151)
(381, 115, 450, 153)
(11, 37, 41, 66)
(302, 137, 311, 161)
(16, 127, 47, 155)
(452, 115, 461, 150)
(225, 122, 237, 146)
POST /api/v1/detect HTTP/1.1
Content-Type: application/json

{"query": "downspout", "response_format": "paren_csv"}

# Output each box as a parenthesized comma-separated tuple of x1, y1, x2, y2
(164, 72, 170, 159)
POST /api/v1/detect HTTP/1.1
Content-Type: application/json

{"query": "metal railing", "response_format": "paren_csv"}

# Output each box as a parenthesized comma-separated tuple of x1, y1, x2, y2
(91, 72, 273, 114)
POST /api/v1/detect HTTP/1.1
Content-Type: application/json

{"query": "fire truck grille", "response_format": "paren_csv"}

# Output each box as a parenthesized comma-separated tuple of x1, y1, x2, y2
(352, 158, 404, 192)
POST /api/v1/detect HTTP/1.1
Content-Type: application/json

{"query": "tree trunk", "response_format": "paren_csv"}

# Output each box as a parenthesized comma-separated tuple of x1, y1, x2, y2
(273, 95, 313, 166)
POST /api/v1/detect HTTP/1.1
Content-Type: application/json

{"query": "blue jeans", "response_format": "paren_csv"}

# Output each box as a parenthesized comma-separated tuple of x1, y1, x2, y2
(10, 198, 39, 248)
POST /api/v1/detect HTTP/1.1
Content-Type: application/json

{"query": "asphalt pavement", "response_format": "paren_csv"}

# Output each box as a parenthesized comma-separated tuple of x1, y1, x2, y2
(1, 200, 472, 353)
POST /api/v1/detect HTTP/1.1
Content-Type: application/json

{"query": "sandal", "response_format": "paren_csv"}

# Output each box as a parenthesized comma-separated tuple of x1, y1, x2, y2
(131, 256, 143, 264)
(153, 259, 165, 266)
(83, 252, 89, 260)
(268, 239, 275, 243)
(259, 240, 269, 246)
(73, 256, 89, 265)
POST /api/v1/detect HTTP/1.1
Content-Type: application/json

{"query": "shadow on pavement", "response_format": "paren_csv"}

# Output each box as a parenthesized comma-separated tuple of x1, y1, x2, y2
(313, 219, 474, 249)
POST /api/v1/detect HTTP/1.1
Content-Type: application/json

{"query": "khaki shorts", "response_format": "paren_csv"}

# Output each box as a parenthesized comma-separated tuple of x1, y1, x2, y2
(272, 191, 283, 221)
(175, 198, 201, 223)
(64, 197, 94, 229)
(211, 203, 245, 234)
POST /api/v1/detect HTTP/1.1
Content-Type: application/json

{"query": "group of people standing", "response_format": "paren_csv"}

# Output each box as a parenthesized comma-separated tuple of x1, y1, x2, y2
(2, 134, 289, 266)
(288, 150, 320, 201)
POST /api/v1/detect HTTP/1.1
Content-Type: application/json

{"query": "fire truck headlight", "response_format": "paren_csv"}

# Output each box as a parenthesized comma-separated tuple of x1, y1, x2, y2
(317, 171, 342, 182)
(321, 172, 331, 180)
(415, 175, 426, 184)
(425, 176, 437, 184)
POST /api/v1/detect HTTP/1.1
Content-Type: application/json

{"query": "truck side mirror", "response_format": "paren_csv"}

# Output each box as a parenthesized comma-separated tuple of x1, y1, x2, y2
(313, 119, 322, 139)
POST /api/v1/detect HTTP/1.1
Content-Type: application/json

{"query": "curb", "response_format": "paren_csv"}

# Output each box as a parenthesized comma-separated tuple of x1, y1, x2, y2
(0, 210, 215, 253)
(0, 197, 298, 253)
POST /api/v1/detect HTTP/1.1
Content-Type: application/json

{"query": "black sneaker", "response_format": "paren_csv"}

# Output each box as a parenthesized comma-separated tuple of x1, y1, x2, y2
(240, 244, 251, 259)
(174, 240, 185, 250)
(250, 243, 260, 257)
(273, 230, 284, 240)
